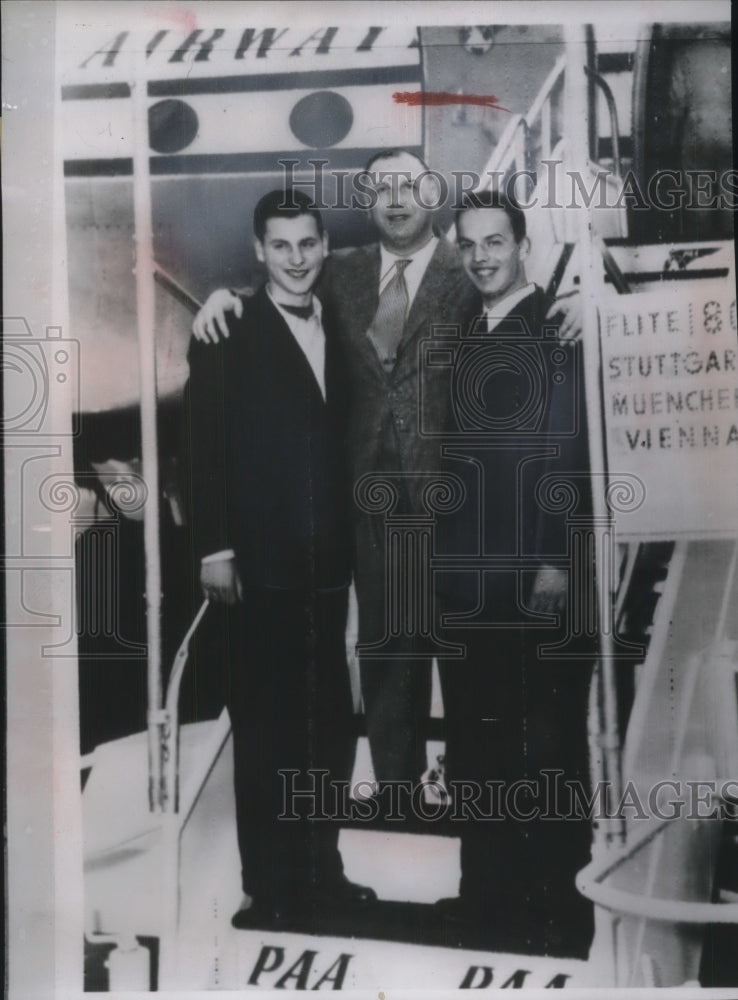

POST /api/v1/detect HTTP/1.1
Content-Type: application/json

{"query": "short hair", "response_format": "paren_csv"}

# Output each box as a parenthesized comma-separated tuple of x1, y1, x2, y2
(364, 147, 431, 174)
(455, 189, 527, 243)
(253, 189, 324, 242)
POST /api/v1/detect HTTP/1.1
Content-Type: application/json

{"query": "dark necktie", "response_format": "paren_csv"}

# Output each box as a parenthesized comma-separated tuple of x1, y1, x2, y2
(279, 302, 314, 320)
(369, 258, 411, 368)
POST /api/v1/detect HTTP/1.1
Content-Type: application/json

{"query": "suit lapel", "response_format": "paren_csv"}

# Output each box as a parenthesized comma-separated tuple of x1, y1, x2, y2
(487, 287, 541, 335)
(352, 244, 382, 337)
(342, 245, 384, 372)
(256, 288, 326, 407)
(323, 324, 349, 418)
(398, 239, 463, 358)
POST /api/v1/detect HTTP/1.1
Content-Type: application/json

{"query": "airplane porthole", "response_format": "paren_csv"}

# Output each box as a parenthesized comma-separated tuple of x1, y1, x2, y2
(148, 98, 199, 154)
(289, 91, 354, 148)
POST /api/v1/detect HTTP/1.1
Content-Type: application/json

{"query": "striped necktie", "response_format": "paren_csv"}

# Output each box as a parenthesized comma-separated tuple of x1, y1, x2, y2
(369, 258, 411, 369)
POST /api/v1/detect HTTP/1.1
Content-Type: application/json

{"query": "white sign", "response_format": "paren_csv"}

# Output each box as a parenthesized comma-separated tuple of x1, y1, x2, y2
(601, 276, 738, 538)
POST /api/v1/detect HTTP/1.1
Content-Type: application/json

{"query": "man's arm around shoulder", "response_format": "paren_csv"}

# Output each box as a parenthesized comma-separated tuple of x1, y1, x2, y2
(192, 284, 255, 343)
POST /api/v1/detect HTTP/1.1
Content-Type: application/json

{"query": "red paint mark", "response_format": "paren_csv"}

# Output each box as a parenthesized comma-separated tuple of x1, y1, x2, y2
(145, 7, 197, 32)
(393, 91, 510, 113)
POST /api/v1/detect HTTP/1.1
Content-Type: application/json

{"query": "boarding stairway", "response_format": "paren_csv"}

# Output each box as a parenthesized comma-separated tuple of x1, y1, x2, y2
(82, 611, 585, 990)
(81, 541, 738, 989)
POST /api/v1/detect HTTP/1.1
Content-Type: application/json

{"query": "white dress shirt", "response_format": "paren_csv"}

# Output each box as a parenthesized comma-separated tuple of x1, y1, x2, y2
(268, 286, 326, 400)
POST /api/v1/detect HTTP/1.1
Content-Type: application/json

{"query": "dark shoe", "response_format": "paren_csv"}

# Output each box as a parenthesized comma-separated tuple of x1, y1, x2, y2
(434, 895, 458, 916)
(434, 896, 522, 952)
(435, 895, 484, 951)
(231, 897, 303, 930)
(434, 895, 481, 919)
(313, 875, 377, 909)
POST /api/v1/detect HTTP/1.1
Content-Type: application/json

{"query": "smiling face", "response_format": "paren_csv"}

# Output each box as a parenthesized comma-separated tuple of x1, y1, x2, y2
(254, 213, 328, 305)
(368, 151, 437, 253)
(456, 207, 529, 305)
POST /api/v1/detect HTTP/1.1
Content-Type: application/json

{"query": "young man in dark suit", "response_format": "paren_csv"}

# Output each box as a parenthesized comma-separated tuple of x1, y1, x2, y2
(185, 190, 375, 928)
(434, 191, 594, 957)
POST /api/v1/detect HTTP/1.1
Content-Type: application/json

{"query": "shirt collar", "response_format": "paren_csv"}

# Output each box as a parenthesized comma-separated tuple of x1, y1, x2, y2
(483, 282, 536, 322)
(379, 235, 438, 281)
(267, 285, 322, 324)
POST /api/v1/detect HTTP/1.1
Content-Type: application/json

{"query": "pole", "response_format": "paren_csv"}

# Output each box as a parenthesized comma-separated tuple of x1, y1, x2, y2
(130, 38, 163, 813)
(563, 26, 625, 849)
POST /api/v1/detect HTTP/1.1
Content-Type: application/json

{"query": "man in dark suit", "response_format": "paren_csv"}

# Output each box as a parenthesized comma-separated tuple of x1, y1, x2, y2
(434, 191, 594, 957)
(185, 190, 374, 927)
(325, 151, 478, 787)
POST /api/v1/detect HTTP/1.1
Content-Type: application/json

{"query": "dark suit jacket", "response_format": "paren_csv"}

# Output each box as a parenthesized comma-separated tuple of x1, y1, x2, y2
(310, 238, 477, 643)
(435, 285, 591, 611)
(319, 238, 478, 515)
(184, 286, 351, 591)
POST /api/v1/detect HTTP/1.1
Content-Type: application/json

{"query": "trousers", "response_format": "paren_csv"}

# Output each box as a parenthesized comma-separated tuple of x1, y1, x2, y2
(225, 586, 355, 904)
(438, 617, 595, 955)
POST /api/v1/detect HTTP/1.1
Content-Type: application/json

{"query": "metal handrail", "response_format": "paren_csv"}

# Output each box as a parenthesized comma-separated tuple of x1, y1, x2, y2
(526, 53, 567, 129)
(153, 266, 202, 316)
(480, 54, 566, 181)
(487, 116, 530, 180)
(614, 543, 641, 630)
(584, 66, 623, 178)
(160, 599, 211, 813)
(577, 814, 738, 924)
(594, 234, 632, 293)
(146, 264, 206, 815)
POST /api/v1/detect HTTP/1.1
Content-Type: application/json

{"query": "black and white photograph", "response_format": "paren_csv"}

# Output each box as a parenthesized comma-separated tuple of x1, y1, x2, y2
(3, 0, 737, 995)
